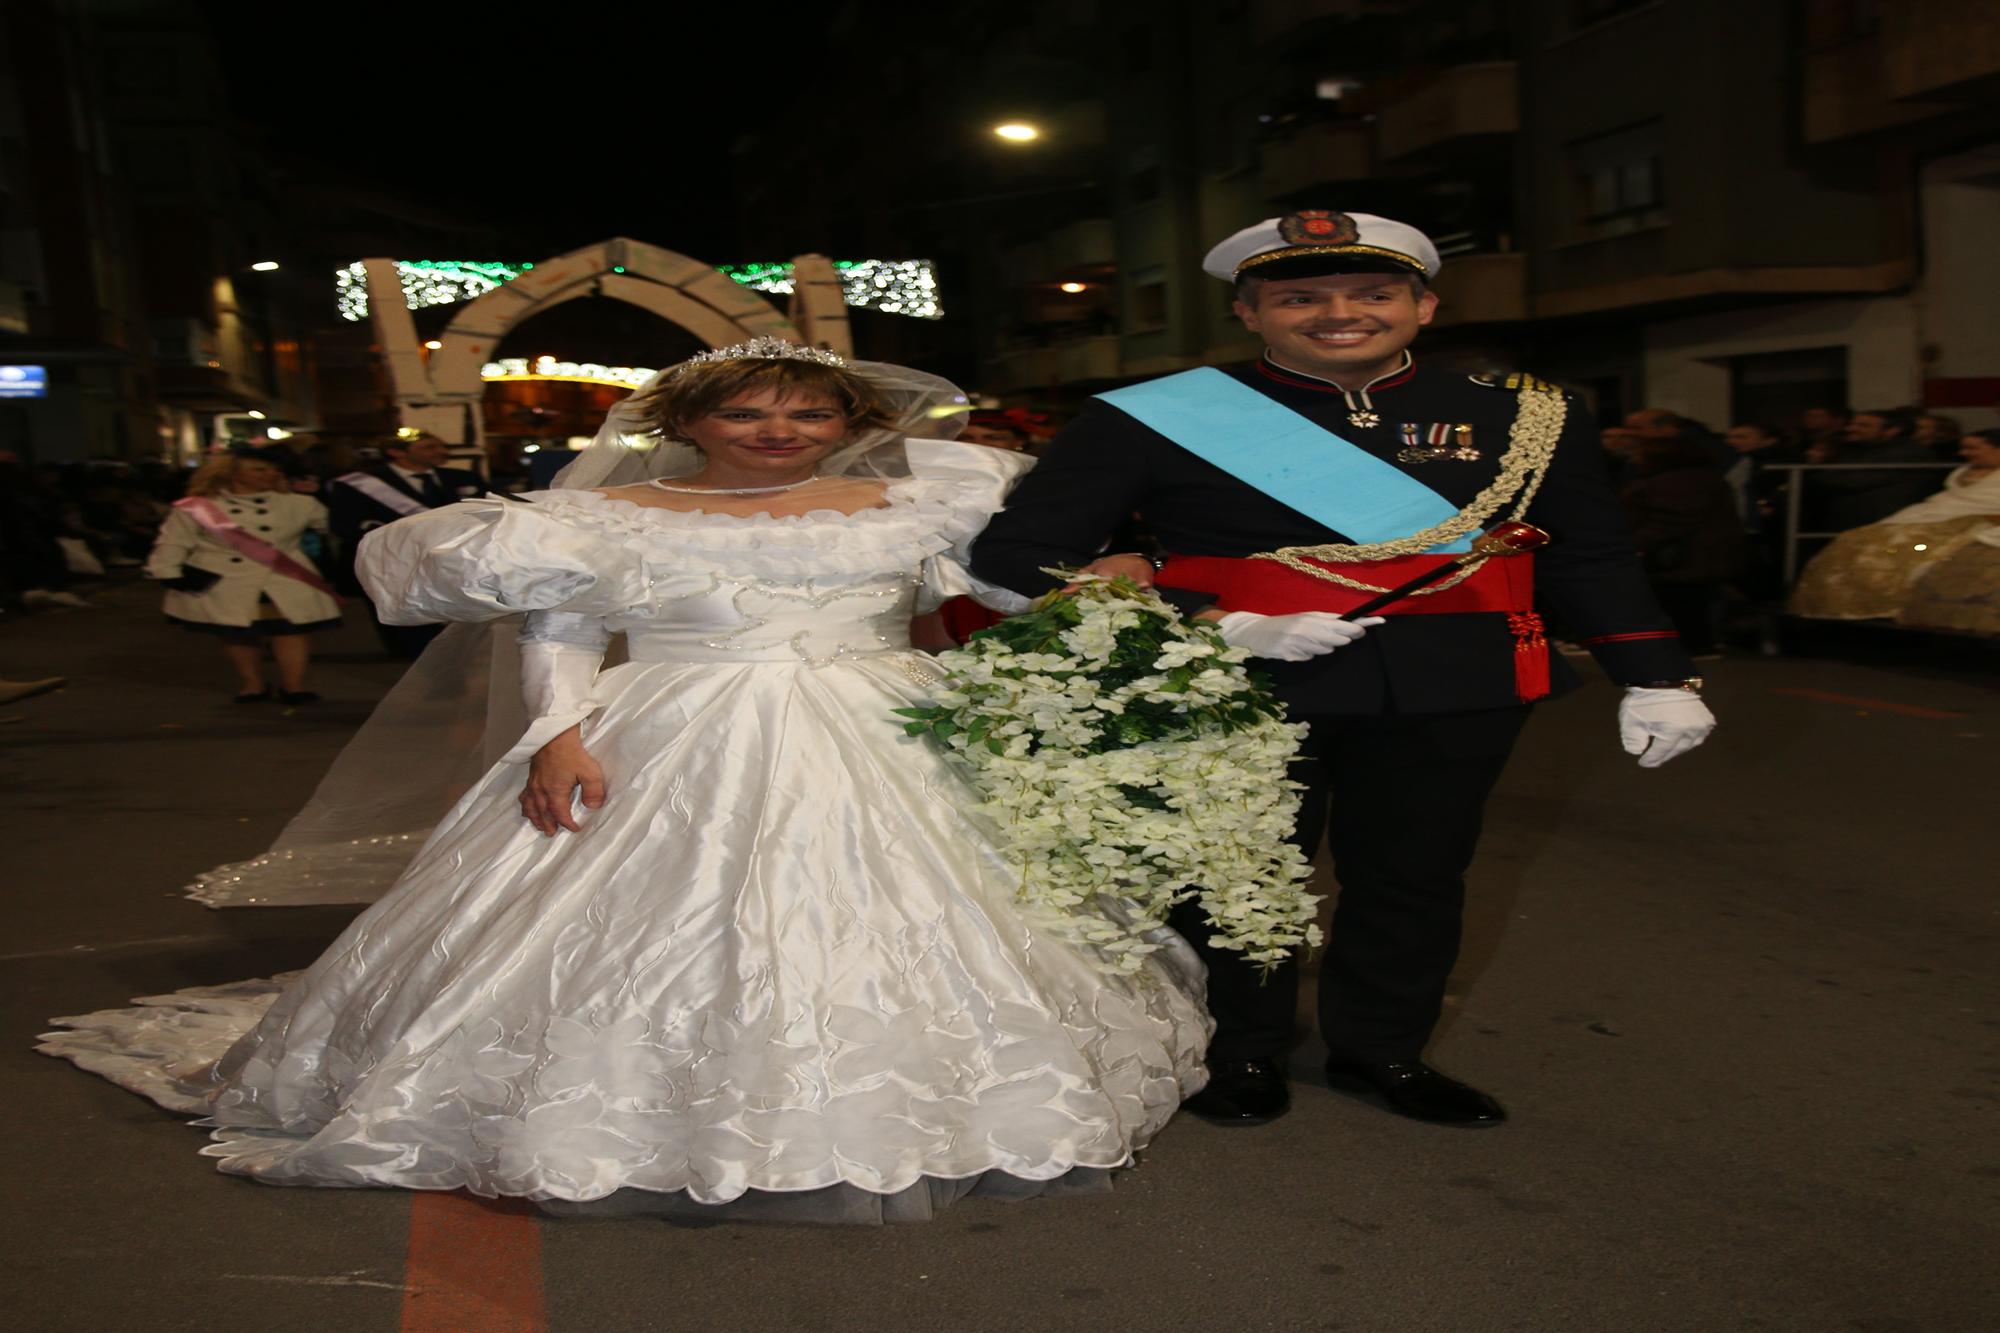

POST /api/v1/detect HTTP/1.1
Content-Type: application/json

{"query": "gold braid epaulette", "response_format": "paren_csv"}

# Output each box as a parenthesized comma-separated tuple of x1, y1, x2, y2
(1250, 381, 1568, 595)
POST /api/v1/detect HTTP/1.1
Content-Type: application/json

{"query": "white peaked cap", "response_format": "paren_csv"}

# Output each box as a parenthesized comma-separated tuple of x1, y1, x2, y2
(1202, 211, 1442, 281)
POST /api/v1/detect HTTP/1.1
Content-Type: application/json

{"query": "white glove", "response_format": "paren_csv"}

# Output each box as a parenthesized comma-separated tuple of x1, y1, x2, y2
(1213, 610, 1385, 662)
(1618, 687, 1716, 768)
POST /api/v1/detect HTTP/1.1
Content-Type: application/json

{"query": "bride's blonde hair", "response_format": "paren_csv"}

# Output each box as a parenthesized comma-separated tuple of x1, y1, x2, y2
(626, 359, 893, 443)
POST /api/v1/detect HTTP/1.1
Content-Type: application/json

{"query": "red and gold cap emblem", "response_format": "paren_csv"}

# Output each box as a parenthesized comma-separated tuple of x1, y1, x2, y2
(1277, 210, 1359, 246)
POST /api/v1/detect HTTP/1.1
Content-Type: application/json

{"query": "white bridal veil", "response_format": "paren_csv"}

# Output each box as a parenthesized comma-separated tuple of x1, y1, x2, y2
(188, 346, 975, 907)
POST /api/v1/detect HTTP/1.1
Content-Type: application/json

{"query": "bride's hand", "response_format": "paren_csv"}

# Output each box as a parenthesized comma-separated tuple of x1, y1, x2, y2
(520, 727, 607, 836)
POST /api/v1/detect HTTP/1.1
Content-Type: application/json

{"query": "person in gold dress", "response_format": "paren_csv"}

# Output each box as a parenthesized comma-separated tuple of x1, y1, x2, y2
(1897, 520, 2000, 635)
(1787, 429, 2000, 621)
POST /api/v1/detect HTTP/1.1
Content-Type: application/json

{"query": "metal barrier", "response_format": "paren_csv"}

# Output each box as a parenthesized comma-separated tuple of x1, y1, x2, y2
(1758, 462, 1958, 585)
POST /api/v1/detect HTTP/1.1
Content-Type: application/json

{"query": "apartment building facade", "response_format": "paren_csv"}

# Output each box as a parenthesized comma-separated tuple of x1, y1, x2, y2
(738, 0, 1998, 434)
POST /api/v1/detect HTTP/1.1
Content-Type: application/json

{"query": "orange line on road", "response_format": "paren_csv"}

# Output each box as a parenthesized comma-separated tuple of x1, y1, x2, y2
(1772, 687, 1969, 719)
(400, 1192, 546, 1333)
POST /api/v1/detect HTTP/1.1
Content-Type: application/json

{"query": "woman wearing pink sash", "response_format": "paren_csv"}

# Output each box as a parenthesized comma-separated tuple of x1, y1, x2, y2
(145, 454, 342, 703)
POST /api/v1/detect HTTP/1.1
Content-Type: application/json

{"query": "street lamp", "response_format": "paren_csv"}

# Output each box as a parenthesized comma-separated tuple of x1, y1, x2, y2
(1059, 282, 1089, 294)
(424, 340, 443, 350)
(992, 122, 1041, 143)
(249, 261, 280, 272)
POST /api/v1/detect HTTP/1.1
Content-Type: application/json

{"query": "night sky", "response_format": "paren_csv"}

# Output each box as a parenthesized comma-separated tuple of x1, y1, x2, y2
(196, 2, 805, 262)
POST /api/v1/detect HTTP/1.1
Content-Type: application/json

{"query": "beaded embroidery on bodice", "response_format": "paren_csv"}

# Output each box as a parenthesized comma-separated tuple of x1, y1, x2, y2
(622, 572, 924, 666)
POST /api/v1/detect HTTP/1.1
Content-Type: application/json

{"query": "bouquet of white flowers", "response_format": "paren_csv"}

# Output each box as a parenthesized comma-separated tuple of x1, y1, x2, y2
(896, 576, 1322, 975)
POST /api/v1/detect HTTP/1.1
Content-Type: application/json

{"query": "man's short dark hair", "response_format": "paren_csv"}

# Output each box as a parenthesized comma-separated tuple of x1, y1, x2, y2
(1856, 407, 1918, 436)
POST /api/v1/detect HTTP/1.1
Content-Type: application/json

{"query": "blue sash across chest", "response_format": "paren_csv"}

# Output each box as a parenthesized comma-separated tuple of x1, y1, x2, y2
(1096, 367, 1473, 554)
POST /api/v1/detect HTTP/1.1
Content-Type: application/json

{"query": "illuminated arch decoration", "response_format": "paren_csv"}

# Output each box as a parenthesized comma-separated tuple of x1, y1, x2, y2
(362, 238, 866, 448)
(482, 356, 656, 387)
(338, 257, 941, 322)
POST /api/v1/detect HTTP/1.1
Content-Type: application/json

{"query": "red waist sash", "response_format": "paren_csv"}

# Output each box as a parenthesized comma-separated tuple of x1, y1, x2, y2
(1156, 552, 1549, 701)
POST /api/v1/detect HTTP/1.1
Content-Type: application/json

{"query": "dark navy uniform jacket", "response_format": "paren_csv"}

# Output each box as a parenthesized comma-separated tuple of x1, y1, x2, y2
(328, 464, 486, 595)
(968, 358, 1696, 715)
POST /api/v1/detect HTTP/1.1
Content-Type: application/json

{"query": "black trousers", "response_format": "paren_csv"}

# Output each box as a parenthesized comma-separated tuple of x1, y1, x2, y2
(1169, 705, 1530, 1066)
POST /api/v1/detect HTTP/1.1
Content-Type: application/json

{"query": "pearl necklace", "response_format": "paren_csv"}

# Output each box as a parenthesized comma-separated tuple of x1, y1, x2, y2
(648, 476, 818, 496)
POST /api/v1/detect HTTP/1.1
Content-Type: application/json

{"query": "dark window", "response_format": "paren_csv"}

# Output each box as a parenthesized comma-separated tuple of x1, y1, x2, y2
(1585, 155, 1660, 220)
(1729, 346, 1849, 434)
(1566, 120, 1667, 239)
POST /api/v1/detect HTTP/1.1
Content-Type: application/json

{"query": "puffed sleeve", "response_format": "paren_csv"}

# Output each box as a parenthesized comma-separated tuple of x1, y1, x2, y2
(904, 439, 1037, 615)
(355, 497, 647, 626)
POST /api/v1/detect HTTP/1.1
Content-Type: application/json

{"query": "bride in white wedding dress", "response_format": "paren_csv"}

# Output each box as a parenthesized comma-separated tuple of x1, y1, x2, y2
(40, 342, 1210, 1223)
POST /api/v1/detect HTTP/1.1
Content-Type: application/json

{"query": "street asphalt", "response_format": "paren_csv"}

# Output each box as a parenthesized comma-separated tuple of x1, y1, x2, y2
(2, 578, 1993, 1332)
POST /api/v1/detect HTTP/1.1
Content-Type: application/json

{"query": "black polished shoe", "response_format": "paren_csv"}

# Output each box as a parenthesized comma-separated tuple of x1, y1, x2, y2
(232, 689, 272, 704)
(1184, 1060, 1291, 1125)
(1323, 1059, 1507, 1127)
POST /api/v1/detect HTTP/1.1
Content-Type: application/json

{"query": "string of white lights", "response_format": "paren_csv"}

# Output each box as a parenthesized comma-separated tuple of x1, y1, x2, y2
(336, 258, 942, 322)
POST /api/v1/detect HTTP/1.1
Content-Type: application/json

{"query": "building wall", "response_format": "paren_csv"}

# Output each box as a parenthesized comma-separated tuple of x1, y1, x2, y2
(1640, 295, 1920, 427)
(1519, 0, 1908, 316)
(1918, 146, 2000, 431)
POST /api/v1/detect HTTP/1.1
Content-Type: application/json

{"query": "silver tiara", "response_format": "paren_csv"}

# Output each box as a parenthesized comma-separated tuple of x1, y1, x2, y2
(674, 337, 848, 373)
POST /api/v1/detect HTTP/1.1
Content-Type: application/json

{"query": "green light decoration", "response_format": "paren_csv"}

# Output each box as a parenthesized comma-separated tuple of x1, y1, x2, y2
(336, 259, 941, 322)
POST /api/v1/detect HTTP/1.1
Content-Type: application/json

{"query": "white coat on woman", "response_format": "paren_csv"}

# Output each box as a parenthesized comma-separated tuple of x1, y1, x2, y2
(145, 491, 341, 627)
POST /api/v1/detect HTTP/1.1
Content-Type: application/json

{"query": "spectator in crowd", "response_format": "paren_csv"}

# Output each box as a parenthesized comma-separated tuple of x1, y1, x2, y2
(70, 464, 159, 566)
(1913, 411, 1963, 463)
(960, 411, 1035, 453)
(1799, 405, 1852, 457)
(1813, 407, 1943, 531)
(1620, 435, 1743, 656)
(1722, 422, 1804, 599)
(0, 461, 91, 610)
(1789, 428, 2000, 621)
(327, 432, 485, 659)
(145, 453, 342, 703)
(1721, 422, 1803, 519)
(1598, 424, 1641, 486)
(1626, 407, 1732, 469)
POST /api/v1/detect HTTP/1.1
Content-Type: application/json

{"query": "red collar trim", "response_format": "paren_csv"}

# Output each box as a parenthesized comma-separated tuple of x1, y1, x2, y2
(1254, 356, 1418, 395)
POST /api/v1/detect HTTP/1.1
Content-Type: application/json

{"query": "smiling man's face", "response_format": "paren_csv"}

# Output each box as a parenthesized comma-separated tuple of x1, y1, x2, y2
(1234, 271, 1437, 386)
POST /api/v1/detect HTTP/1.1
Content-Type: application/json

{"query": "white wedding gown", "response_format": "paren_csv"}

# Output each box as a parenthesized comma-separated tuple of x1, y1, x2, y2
(41, 442, 1211, 1223)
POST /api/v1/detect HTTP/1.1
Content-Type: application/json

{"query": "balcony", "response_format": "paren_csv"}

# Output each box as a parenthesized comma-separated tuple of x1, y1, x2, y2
(1802, 39, 1944, 144)
(1802, 1, 1999, 144)
(983, 334, 1122, 393)
(1375, 62, 1517, 163)
(1259, 120, 1373, 200)
(1882, 0, 2000, 100)
(1427, 253, 1526, 327)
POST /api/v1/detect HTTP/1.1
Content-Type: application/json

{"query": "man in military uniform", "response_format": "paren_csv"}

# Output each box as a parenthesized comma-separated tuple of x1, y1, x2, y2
(328, 431, 486, 659)
(969, 212, 1715, 1127)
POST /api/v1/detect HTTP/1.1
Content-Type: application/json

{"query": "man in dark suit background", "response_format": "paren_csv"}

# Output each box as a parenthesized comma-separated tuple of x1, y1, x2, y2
(971, 211, 1716, 1129)
(328, 431, 485, 659)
